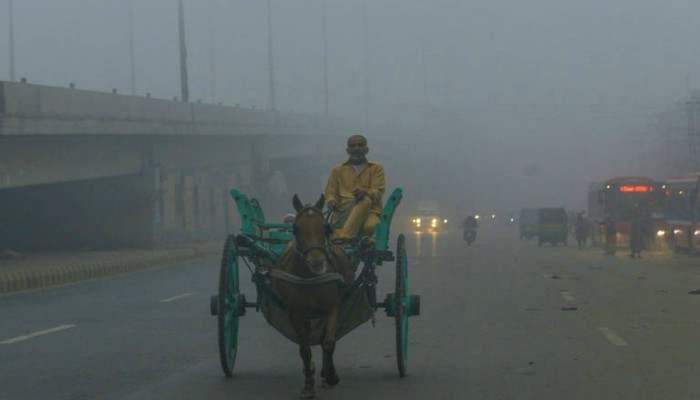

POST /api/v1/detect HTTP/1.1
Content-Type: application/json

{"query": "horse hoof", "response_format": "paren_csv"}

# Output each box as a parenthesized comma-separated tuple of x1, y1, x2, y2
(321, 380, 337, 389)
(299, 388, 315, 399)
(323, 373, 340, 387)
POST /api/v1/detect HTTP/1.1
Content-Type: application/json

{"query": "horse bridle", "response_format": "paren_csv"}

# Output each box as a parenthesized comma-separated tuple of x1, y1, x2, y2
(292, 206, 333, 263)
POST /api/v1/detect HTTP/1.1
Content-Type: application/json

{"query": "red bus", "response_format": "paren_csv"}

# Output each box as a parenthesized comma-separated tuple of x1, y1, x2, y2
(587, 176, 665, 245)
(663, 173, 700, 253)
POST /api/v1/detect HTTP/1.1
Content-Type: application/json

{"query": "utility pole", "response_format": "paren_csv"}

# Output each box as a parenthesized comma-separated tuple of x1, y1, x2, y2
(178, 0, 189, 102)
(266, 0, 277, 111)
(362, 0, 369, 126)
(128, 0, 136, 95)
(208, 0, 215, 103)
(322, 0, 329, 117)
(422, 41, 429, 130)
(8, 0, 15, 81)
(688, 98, 699, 171)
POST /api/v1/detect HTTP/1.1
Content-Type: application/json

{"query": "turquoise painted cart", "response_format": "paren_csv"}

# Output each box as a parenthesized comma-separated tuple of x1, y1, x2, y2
(210, 188, 420, 378)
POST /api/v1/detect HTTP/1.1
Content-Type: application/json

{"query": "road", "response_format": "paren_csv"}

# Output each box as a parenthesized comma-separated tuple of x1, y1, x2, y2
(1, 226, 699, 399)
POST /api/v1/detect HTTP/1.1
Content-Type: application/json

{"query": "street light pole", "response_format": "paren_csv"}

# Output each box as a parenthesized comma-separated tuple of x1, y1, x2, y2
(128, 0, 136, 95)
(8, 0, 16, 82)
(208, 0, 215, 103)
(266, 0, 277, 111)
(688, 99, 699, 171)
(362, 0, 369, 126)
(322, 0, 329, 117)
(422, 41, 429, 130)
(178, 0, 189, 102)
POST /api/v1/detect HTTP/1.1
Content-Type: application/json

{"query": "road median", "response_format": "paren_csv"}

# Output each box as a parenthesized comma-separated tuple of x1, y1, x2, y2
(0, 243, 221, 295)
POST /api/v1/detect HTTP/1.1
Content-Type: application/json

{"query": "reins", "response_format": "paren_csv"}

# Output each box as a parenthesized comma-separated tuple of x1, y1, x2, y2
(326, 196, 361, 230)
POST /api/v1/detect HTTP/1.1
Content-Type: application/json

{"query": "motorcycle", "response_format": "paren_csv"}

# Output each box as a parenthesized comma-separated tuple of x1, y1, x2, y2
(463, 228, 477, 245)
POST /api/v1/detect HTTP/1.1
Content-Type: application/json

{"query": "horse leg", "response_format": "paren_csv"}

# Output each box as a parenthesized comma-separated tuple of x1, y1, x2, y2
(299, 342, 315, 398)
(291, 314, 315, 399)
(321, 307, 340, 387)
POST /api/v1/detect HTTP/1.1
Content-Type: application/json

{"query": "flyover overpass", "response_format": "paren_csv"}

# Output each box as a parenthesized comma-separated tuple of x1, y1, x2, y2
(0, 81, 361, 250)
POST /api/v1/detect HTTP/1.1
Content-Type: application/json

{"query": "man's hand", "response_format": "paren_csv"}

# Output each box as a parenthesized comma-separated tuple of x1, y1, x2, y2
(326, 199, 338, 211)
(352, 187, 368, 199)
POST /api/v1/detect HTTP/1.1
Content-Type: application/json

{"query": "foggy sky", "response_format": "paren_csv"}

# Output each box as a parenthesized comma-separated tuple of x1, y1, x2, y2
(1, 0, 699, 213)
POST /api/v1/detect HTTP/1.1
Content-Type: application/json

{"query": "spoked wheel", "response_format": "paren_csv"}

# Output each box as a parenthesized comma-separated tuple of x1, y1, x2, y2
(217, 235, 241, 377)
(394, 233, 409, 377)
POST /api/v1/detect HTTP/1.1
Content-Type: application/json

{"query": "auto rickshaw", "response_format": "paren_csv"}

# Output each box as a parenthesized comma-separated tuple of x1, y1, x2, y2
(519, 208, 539, 239)
(537, 207, 568, 246)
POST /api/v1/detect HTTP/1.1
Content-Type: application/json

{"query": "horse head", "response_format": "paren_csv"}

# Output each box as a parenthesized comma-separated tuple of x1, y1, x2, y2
(291, 194, 333, 275)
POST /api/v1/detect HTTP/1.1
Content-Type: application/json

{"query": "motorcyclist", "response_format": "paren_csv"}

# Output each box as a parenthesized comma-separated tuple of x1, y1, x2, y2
(462, 215, 479, 242)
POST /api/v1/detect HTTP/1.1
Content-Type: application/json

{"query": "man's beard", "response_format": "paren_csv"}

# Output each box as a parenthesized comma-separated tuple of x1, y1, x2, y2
(348, 154, 367, 164)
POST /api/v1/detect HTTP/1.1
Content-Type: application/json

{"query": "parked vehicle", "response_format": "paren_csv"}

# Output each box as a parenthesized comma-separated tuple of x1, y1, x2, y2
(519, 208, 539, 239)
(662, 174, 699, 253)
(538, 207, 568, 246)
(587, 176, 665, 245)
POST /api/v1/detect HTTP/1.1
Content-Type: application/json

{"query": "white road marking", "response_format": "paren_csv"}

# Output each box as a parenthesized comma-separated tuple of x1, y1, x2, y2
(160, 292, 196, 303)
(598, 327, 629, 346)
(559, 291, 576, 302)
(542, 273, 551, 279)
(1, 324, 76, 345)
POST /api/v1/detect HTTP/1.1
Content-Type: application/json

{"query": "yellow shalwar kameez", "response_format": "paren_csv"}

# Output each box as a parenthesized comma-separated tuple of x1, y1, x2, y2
(324, 160, 385, 238)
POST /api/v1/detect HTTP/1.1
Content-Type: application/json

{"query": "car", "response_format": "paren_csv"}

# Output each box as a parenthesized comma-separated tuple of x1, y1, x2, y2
(411, 214, 449, 232)
(410, 201, 448, 232)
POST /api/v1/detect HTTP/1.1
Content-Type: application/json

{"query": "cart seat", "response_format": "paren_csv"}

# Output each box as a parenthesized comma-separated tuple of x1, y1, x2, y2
(268, 230, 291, 254)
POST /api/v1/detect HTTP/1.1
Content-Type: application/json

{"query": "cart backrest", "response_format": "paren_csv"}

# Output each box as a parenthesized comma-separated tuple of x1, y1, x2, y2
(230, 189, 291, 255)
(373, 188, 403, 252)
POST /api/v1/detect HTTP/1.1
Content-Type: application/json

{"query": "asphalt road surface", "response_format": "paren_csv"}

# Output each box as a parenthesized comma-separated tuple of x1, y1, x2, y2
(2, 226, 699, 400)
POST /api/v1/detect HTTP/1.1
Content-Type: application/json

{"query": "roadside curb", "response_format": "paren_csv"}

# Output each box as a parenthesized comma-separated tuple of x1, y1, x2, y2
(0, 247, 220, 295)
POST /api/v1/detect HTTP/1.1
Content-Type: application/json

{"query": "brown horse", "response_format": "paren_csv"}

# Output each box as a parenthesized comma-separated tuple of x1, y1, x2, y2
(272, 194, 345, 399)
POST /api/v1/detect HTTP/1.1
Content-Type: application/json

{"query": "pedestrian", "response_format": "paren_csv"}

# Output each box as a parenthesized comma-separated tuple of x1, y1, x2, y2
(574, 213, 589, 249)
(278, 212, 296, 232)
(604, 214, 617, 255)
(283, 212, 296, 225)
(642, 215, 654, 251)
(629, 211, 645, 258)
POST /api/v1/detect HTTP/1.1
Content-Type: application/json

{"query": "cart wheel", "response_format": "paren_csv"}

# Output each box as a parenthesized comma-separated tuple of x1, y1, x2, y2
(394, 233, 409, 377)
(218, 235, 241, 377)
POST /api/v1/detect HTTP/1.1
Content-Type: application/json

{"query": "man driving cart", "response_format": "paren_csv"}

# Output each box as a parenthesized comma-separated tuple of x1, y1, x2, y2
(324, 134, 385, 240)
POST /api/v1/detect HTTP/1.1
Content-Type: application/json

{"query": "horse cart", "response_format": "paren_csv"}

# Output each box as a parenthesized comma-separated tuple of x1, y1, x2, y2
(210, 188, 420, 390)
